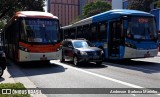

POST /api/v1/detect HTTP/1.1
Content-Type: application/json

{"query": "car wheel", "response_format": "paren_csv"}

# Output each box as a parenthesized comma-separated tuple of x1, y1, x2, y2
(60, 52, 65, 62)
(0, 66, 4, 77)
(60, 57, 65, 62)
(73, 56, 79, 66)
(96, 61, 102, 65)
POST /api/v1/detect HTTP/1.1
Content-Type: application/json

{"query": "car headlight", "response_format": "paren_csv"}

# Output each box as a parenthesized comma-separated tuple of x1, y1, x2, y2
(101, 50, 104, 54)
(80, 51, 88, 55)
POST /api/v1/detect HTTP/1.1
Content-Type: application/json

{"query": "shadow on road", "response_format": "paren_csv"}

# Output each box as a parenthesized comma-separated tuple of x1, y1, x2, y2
(7, 60, 66, 77)
(0, 77, 5, 82)
(104, 59, 160, 74)
(62, 61, 107, 69)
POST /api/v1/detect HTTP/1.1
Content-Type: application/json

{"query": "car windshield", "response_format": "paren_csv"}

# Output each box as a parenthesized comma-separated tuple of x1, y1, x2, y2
(127, 17, 157, 40)
(73, 41, 92, 48)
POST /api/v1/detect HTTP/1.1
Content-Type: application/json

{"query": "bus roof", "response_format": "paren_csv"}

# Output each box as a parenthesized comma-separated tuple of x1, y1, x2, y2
(62, 9, 154, 28)
(92, 9, 154, 22)
(94, 9, 153, 17)
(15, 11, 58, 19)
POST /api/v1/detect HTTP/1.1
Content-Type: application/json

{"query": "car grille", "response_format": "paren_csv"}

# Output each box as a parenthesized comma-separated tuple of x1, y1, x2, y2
(87, 51, 101, 56)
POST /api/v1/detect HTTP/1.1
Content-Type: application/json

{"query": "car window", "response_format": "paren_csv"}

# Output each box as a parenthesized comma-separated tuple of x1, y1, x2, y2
(67, 42, 73, 47)
(63, 41, 73, 47)
(73, 41, 90, 48)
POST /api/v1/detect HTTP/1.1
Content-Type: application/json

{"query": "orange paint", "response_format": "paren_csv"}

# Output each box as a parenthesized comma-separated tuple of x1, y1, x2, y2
(19, 42, 62, 53)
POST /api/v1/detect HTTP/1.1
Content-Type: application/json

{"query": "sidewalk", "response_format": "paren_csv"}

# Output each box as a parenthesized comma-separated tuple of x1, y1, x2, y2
(157, 52, 160, 57)
(0, 61, 47, 97)
(0, 68, 15, 83)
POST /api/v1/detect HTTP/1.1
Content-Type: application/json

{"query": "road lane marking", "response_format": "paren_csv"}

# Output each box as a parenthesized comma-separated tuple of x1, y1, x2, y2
(102, 62, 159, 73)
(51, 60, 160, 96)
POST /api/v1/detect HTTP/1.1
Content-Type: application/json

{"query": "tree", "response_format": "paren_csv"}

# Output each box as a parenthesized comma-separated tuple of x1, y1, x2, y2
(82, 0, 111, 18)
(0, 0, 44, 20)
(128, 0, 154, 12)
(157, 0, 160, 8)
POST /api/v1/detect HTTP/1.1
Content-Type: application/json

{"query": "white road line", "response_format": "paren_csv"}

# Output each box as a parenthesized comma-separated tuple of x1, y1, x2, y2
(51, 60, 160, 96)
(102, 63, 158, 72)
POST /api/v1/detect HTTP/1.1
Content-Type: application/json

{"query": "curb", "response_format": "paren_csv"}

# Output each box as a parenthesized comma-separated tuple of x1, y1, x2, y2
(0, 68, 15, 84)
(2, 60, 47, 97)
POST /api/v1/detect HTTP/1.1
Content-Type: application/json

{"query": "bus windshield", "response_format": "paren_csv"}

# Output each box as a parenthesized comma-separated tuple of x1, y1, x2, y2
(21, 18, 59, 43)
(127, 17, 157, 40)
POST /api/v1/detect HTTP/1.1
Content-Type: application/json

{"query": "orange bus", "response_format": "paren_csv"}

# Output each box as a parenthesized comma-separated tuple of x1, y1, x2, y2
(1, 11, 62, 63)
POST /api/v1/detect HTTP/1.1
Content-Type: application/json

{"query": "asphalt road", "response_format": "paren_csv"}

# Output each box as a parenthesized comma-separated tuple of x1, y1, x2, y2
(7, 56, 160, 97)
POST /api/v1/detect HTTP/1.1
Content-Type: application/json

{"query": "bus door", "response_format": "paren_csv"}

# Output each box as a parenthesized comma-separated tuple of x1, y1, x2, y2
(108, 21, 122, 58)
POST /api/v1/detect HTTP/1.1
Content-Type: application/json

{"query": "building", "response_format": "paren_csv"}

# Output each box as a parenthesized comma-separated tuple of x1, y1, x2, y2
(47, 0, 79, 26)
(48, 0, 111, 26)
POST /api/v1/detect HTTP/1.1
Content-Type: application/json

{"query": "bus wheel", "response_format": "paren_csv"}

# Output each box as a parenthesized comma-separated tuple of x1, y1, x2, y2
(73, 56, 79, 66)
(96, 61, 102, 65)
(0, 66, 4, 77)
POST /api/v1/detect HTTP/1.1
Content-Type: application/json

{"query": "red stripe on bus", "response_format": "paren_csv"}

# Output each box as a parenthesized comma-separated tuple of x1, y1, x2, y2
(19, 42, 62, 53)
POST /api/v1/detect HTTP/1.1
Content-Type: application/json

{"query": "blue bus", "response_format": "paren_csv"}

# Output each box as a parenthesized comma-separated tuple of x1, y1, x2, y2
(62, 9, 158, 59)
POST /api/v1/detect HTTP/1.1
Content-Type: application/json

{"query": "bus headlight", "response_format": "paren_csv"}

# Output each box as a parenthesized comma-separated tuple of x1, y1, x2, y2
(125, 42, 136, 49)
(19, 46, 29, 52)
(24, 48, 29, 52)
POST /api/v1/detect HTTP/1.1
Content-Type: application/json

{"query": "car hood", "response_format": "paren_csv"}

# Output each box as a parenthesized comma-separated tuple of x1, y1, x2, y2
(76, 47, 102, 52)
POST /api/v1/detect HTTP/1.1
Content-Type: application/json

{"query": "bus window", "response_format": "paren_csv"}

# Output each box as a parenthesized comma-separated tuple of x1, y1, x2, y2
(70, 28, 76, 39)
(110, 21, 123, 43)
(64, 29, 69, 39)
(77, 26, 83, 38)
(83, 25, 91, 40)
(91, 24, 97, 41)
(98, 22, 107, 42)
(20, 19, 28, 41)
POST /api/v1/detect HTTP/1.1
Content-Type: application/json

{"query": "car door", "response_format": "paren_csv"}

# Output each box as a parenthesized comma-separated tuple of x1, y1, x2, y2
(63, 41, 74, 59)
(65, 42, 74, 59)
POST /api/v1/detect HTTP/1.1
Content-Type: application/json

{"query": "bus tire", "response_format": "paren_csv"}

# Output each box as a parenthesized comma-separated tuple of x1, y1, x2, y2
(96, 61, 102, 65)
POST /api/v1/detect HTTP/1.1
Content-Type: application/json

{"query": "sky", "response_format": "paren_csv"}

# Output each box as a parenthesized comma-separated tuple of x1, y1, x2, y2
(43, 0, 47, 12)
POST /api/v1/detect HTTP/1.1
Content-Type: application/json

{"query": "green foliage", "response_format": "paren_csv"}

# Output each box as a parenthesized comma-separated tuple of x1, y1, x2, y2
(0, 21, 5, 30)
(128, 0, 154, 12)
(157, 0, 160, 8)
(83, 0, 111, 18)
(71, 15, 84, 24)
(0, 0, 45, 21)
(0, 83, 30, 97)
